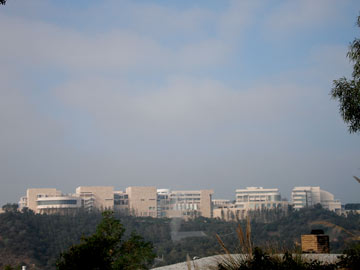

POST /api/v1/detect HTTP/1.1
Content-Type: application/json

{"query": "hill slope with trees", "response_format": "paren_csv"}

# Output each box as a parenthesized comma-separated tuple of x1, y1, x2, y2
(0, 207, 359, 269)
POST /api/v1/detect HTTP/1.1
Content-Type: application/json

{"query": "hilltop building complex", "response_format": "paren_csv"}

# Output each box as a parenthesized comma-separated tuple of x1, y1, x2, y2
(18, 186, 213, 218)
(17, 185, 342, 219)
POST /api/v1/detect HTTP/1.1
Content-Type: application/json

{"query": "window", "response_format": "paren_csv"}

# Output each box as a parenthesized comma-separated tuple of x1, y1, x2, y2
(37, 200, 77, 205)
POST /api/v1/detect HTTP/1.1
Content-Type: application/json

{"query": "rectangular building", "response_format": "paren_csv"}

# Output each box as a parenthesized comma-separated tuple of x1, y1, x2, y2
(18, 186, 213, 219)
(76, 186, 114, 211)
(126, 186, 157, 217)
(20, 188, 81, 214)
(301, 232, 330, 254)
(114, 190, 129, 213)
(214, 187, 288, 221)
(158, 189, 213, 218)
(25, 188, 61, 213)
(235, 186, 287, 210)
(291, 186, 321, 210)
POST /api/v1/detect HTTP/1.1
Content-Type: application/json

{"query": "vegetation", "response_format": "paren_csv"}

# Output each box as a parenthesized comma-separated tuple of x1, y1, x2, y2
(337, 243, 360, 270)
(217, 248, 340, 270)
(1, 204, 19, 213)
(216, 245, 360, 270)
(0, 207, 359, 269)
(56, 211, 155, 270)
(331, 14, 360, 134)
(216, 217, 360, 270)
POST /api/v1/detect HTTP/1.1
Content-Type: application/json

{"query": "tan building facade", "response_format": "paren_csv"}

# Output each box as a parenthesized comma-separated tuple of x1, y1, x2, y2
(199, 189, 213, 218)
(157, 189, 214, 218)
(213, 204, 239, 220)
(18, 186, 212, 219)
(301, 233, 330, 253)
(114, 190, 129, 213)
(76, 186, 115, 211)
(25, 188, 61, 213)
(19, 188, 82, 214)
(36, 195, 82, 214)
(213, 187, 288, 221)
(126, 186, 157, 217)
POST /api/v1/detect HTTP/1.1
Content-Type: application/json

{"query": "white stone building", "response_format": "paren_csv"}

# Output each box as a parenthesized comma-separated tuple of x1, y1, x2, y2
(291, 186, 341, 213)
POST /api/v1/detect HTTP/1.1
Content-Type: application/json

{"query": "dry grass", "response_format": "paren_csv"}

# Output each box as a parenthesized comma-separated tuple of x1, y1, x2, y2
(186, 254, 200, 270)
(215, 216, 253, 269)
(214, 216, 343, 270)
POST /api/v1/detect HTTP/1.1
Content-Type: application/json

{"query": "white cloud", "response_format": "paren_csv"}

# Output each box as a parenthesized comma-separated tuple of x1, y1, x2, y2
(0, 0, 264, 75)
(54, 75, 308, 139)
(0, 15, 235, 75)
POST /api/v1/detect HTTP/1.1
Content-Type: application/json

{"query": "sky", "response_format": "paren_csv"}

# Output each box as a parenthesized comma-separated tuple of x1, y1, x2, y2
(1, 0, 360, 206)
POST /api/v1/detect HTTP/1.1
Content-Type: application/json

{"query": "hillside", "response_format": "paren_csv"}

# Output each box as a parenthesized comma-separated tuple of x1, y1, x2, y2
(0, 207, 359, 269)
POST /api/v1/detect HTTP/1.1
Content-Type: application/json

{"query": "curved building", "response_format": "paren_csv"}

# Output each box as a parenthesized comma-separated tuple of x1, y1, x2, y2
(36, 195, 82, 214)
(291, 186, 341, 213)
(320, 190, 341, 213)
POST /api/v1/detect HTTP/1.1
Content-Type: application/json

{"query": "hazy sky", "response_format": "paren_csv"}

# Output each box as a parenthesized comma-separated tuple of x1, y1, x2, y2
(1, 0, 360, 206)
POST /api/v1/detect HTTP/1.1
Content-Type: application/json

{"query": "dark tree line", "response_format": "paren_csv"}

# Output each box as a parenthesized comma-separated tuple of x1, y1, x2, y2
(0, 206, 359, 269)
(56, 211, 155, 270)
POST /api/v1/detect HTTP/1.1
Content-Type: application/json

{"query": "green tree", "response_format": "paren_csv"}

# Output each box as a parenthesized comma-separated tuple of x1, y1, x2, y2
(331, 15, 360, 133)
(2, 203, 18, 213)
(56, 211, 155, 270)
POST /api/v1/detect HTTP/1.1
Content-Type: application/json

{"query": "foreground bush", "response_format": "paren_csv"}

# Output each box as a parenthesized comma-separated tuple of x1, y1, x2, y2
(56, 211, 155, 270)
(216, 219, 360, 270)
(217, 247, 337, 270)
(217, 245, 360, 270)
(337, 243, 360, 270)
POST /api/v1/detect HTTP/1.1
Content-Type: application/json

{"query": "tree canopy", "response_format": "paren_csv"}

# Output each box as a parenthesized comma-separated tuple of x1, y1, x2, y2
(331, 15, 360, 133)
(2, 203, 18, 213)
(56, 211, 155, 270)
(0, 208, 359, 269)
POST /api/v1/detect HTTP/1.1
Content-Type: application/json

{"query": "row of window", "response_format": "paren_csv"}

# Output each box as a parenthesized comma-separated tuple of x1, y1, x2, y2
(156, 198, 201, 204)
(37, 200, 78, 205)
(170, 193, 200, 197)
(172, 203, 199, 210)
(236, 190, 278, 194)
(114, 194, 128, 199)
(236, 195, 281, 202)
(171, 198, 201, 202)
(114, 200, 129, 205)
